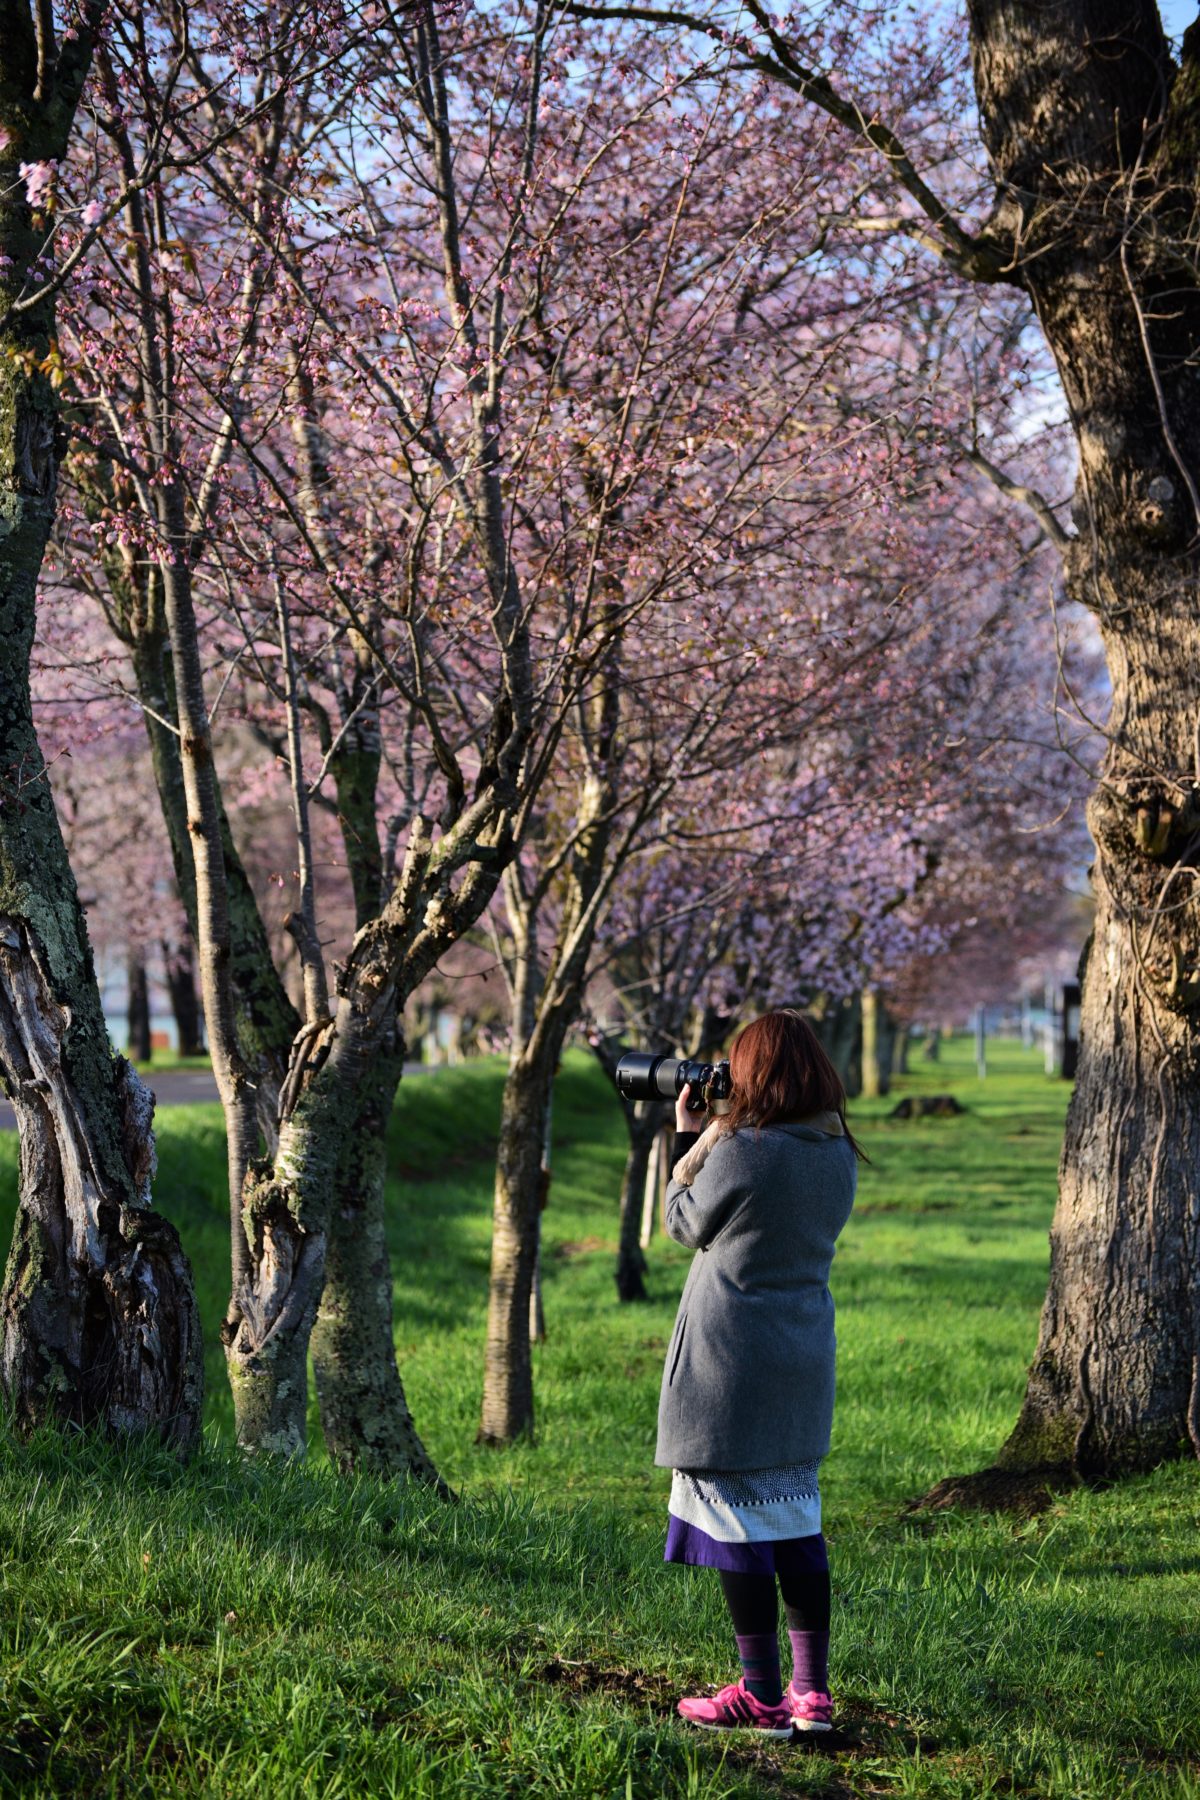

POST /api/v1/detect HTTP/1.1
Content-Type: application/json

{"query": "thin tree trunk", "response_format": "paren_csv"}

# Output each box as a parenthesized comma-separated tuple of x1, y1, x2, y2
(283, 351, 444, 1476)
(478, 750, 625, 1441)
(528, 1093, 552, 1344)
(616, 1102, 660, 1301)
(127, 951, 152, 1063)
(0, 18, 202, 1452)
(112, 145, 273, 1443)
(860, 987, 890, 1099)
(812, 993, 863, 1096)
(128, 574, 295, 1128)
(156, 556, 263, 1396)
(479, 1054, 554, 1443)
(163, 930, 203, 1057)
(639, 1129, 662, 1249)
(892, 1023, 910, 1076)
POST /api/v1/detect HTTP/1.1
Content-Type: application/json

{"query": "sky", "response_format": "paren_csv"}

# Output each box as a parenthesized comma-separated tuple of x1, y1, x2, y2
(1160, 0, 1196, 39)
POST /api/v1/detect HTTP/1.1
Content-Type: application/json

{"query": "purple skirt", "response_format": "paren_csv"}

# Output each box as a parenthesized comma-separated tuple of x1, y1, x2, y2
(665, 1514, 829, 1576)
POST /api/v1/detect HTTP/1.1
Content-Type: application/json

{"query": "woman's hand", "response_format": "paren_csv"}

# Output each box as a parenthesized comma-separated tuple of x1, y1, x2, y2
(675, 1084, 701, 1132)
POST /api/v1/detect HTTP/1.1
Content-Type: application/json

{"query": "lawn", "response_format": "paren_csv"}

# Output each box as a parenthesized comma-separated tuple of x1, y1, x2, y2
(0, 1037, 1197, 1797)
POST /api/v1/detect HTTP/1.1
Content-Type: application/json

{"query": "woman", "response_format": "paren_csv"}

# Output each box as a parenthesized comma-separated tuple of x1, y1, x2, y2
(657, 1009, 862, 1737)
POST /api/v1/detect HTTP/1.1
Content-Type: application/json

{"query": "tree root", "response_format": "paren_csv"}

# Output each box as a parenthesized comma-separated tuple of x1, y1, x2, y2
(909, 1463, 1079, 1518)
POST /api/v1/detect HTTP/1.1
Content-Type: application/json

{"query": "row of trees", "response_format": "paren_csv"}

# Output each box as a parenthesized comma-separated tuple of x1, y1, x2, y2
(4, 0, 1181, 1497)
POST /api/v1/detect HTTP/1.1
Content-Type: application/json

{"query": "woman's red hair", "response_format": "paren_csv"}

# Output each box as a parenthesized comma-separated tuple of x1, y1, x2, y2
(721, 1009, 867, 1159)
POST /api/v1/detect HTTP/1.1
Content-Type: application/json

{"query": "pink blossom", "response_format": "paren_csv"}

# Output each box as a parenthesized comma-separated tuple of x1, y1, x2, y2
(19, 160, 56, 208)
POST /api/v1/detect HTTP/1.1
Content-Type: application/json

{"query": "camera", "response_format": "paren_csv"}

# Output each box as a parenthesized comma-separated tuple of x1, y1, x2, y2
(614, 1053, 732, 1114)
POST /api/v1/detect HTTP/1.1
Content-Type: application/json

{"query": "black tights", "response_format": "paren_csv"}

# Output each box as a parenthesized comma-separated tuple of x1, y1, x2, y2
(719, 1567, 831, 1635)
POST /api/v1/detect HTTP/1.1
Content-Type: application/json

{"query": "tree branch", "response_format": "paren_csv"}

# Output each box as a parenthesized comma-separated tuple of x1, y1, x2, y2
(557, 0, 1012, 282)
(965, 445, 1073, 550)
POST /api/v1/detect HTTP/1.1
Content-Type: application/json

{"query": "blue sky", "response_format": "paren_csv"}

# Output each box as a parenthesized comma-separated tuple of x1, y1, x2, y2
(1160, 0, 1196, 39)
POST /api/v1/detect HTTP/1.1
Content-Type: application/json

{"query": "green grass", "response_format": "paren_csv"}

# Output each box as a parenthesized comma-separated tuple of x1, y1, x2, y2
(128, 1055, 215, 1076)
(1, 1038, 1198, 1797)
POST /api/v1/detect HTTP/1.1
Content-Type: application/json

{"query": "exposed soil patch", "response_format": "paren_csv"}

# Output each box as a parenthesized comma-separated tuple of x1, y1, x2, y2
(553, 1236, 613, 1260)
(888, 1095, 965, 1119)
(537, 1656, 678, 1707)
(533, 1659, 939, 1761)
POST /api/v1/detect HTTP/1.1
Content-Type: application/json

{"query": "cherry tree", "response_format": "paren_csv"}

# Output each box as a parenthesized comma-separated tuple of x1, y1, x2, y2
(0, 0, 203, 1449)
(49, 0, 874, 1462)
(465, 18, 1053, 1434)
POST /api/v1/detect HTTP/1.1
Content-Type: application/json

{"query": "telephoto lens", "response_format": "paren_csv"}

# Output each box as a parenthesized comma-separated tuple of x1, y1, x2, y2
(614, 1054, 732, 1112)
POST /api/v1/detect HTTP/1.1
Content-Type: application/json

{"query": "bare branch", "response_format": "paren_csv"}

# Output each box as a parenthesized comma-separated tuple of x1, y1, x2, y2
(965, 445, 1074, 551)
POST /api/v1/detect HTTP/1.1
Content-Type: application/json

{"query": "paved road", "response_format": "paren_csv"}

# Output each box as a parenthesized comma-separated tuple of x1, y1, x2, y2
(0, 1062, 431, 1130)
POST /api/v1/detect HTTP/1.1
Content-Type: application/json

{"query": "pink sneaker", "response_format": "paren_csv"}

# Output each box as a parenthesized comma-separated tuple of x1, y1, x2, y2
(677, 1679, 793, 1737)
(788, 1683, 833, 1731)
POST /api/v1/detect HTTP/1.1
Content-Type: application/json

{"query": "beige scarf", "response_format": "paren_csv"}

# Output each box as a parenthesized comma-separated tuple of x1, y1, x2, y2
(671, 1111, 844, 1185)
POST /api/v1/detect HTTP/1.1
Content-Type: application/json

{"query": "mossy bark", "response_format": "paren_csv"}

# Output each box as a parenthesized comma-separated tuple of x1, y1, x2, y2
(0, 12, 201, 1449)
(479, 738, 619, 1445)
(332, 745, 384, 928)
(309, 1036, 446, 1488)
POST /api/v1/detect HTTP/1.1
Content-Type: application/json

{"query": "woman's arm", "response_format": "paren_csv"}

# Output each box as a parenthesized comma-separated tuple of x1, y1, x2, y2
(670, 1127, 701, 1169)
(664, 1135, 744, 1249)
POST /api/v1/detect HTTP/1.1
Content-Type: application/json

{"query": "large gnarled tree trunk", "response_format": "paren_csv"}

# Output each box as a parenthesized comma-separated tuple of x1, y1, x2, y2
(0, 2, 202, 1451)
(945, 0, 1200, 1484)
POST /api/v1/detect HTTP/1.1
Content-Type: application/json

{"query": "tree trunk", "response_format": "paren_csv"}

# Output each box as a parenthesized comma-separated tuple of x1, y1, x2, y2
(309, 1037, 447, 1489)
(860, 988, 894, 1099)
(162, 930, 203, 1057)
(0, 33, 202, 1451)
(479, 1055, 553, 1444)
(892, 1023, 910, 1076)
(811, 993, 863, 1097)
(130, 634, 294, 1126)
(529, 1210, 547, 1344)
(616, 1101, 661, 1301)
(127, 951, 152, 1063)
(963, 0, 1200, 1477)
(333, 743, 385, 927)
(528, 1094, 552, 1344)
(126, 607, 451, 1481)
(0, 925, 203, 1453)
(640, 1129, 662, 1248)
(920, 1027, 940, 1063)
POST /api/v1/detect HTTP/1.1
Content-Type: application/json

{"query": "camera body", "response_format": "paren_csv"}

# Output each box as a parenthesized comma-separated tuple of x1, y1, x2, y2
(614, 1052, 732, 1114)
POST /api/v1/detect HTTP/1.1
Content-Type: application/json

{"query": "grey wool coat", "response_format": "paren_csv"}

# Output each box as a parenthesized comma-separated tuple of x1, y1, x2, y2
(655, 1119, 856, 1471)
